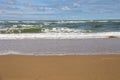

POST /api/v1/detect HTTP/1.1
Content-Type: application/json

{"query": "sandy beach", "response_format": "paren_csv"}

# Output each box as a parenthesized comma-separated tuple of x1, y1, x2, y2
(0, 55, 120, 80)
(0, 0, 120, 80)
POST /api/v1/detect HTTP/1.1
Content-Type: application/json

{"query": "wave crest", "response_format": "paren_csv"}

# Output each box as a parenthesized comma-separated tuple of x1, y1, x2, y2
(0, 32, 119, 39)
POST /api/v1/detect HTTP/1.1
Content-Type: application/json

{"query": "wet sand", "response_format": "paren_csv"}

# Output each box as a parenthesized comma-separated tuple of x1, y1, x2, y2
(0, 38, 120, 55)
(0, 55, 120, 80)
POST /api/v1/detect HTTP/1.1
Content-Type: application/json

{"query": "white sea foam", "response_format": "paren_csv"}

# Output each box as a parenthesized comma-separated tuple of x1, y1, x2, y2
(0, 51, 25, 55)
(0, 32, 120, 39)
(0, 51, 77, 56)
(0, 51, 118, 56)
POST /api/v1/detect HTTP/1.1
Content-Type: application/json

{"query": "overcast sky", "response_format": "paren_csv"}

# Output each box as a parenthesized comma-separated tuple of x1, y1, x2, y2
(0, 0, 120, 20)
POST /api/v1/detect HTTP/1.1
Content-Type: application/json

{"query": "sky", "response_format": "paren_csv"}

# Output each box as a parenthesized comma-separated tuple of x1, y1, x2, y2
(0, 0, 120, 20)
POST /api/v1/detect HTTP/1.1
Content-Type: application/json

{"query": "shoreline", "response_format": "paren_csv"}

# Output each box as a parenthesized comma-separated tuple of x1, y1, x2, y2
(0, 55, 120, 80)
(0, 53, 120, 56)
(0, 38, 120, 55)
(0, 54, 120, 56)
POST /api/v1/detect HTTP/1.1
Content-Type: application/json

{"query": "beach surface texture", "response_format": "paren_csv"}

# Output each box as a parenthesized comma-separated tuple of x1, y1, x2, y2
(0, 55, 120, 80)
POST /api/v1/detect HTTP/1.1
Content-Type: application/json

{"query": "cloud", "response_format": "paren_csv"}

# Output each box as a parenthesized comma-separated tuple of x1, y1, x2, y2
(61, 6, 71, 11)
(73, 3, 80, 7)
(89, 4, 119, 13)
(69, 0, 120, 14)
(3, 0, 17, 5)
(25, 4, 53, 11)
(0, 0, 56, 15)
(0, 0, 120, 20)
(0, 9, 55, 15)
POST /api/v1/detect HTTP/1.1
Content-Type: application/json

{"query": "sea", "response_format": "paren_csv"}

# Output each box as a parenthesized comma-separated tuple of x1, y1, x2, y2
(0, 20, 120, 39)
(0, 20, 120, 55)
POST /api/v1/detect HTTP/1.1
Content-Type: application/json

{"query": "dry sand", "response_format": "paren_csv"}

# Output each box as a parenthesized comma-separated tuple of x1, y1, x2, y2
(0, 55, 120, 80)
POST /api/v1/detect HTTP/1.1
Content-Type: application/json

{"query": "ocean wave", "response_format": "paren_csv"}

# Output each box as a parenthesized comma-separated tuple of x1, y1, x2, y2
(0, 32, 119, 39)
(0, 27, 91, 34)
(0, 20, 120, 33)
(0, 20, 120, 39)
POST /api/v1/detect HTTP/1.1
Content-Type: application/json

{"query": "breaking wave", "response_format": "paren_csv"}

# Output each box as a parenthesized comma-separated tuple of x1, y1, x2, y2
(0, 20, 120, 39)
(0, 32, 120, 39)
